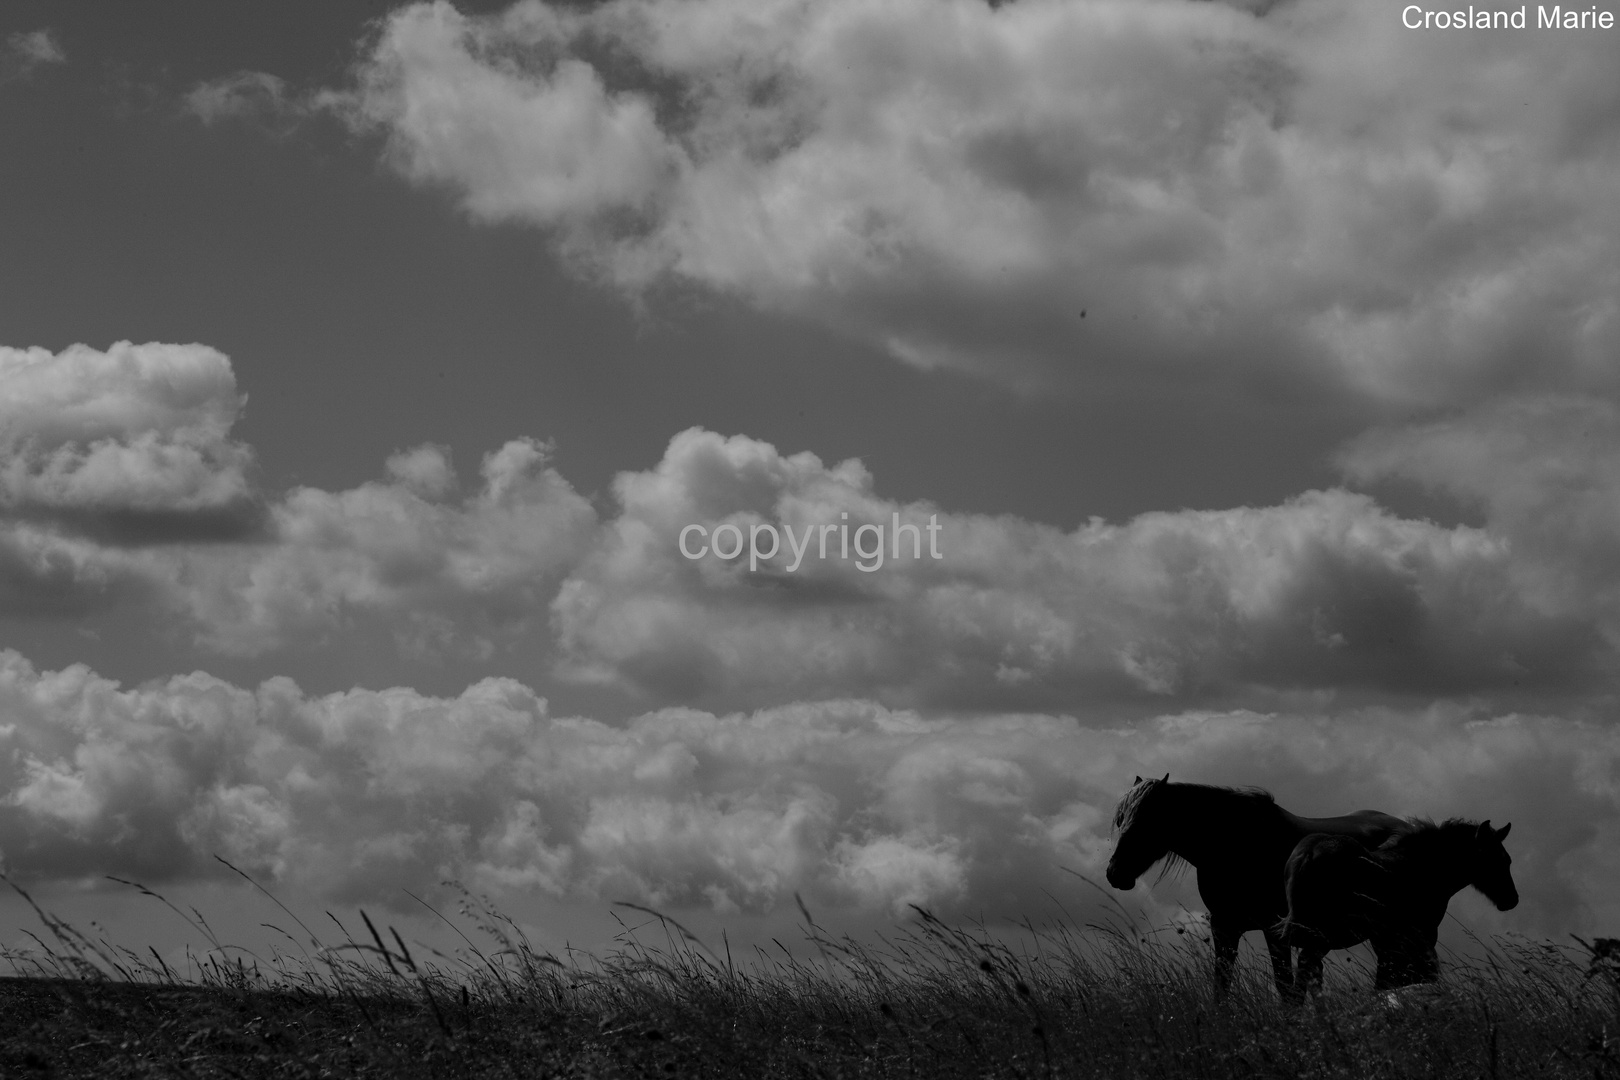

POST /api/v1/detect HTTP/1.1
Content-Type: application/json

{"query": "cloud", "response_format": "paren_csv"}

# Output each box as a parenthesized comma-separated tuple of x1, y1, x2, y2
(337, 0, 1620, 405)
(3, 29, 64, 80)
(344, 3, 677, 227)
(1342, 394, 1620, 638)
(385, 443, 458, 499)
(0, 343, 595, 650)
(184, 72, 299, 126)
(0, 647, 1615, 936)
(183, 70, 359, 137)
(552, 427, 1610, 710)
(5, 341, 1615, 705)
(0, 342, 262, 614)
(0, 525, 160, 618)
(173, 437, 597, 656)
(0, 341, 256, 522)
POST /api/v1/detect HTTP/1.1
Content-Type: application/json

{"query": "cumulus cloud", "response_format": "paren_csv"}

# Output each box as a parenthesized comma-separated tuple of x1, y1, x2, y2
(172, 437, 597, 656)
(1342, 395, 1620, 638)
(0, 648, 1614, 936)
(0, 341, 257, 524)
(335, 0, 1620, 404)
(345, 3, 678, 228)
(385, 443, 458, 499)
(553, 427, 1610, 709)
(0, 342, 262, 614)
(0, 343, 597, 649)
(5, 340, 1615, 705)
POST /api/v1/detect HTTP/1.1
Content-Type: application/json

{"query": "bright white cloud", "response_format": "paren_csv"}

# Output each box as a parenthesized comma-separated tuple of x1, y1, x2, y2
(0, 648, 1614, 936)
(340, 0, 1620, 403)
(0, 341, 254, 517)
(346, 3, 678, 227)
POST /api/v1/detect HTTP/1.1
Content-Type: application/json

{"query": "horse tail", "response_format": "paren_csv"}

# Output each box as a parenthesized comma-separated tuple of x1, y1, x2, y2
(1275, 905, 1319, 946)
(1276, 834, 1330, 947)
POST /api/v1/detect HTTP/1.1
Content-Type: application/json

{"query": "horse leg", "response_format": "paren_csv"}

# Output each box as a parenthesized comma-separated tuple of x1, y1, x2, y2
(1372, 939, 1418, 990)
(1211, 922, 1240, 1000)
(1409, 927, 1440, 984)
(1373, 927, 1439, 990)
(1372, 944, 1404, 991)
(1264, 926, 1299, 1004)
(1296, 946, 1326, 997)
(1416, 943, 1440, 983)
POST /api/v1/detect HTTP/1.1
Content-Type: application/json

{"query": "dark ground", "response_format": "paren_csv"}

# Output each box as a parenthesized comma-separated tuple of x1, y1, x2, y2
(0, 977, 699, 1079)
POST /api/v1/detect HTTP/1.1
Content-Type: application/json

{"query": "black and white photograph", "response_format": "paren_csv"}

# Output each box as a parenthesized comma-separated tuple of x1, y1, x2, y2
(1, 1, 1618, 1075)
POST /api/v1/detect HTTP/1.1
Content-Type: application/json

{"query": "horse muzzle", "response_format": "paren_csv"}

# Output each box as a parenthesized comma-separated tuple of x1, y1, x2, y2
(1105, 862, 1136, 890)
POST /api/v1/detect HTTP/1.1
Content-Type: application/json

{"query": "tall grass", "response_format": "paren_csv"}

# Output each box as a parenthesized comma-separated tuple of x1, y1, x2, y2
(3, 867, 1619, 1078)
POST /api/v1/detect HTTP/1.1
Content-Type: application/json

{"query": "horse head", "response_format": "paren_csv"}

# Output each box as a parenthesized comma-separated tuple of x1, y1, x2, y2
(1471, 820, 1519, 911)
(1106, 773, 1171, 889)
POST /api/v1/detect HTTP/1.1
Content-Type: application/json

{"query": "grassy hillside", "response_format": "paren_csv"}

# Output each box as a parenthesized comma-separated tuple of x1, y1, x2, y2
(3, 878, 1618, 1079)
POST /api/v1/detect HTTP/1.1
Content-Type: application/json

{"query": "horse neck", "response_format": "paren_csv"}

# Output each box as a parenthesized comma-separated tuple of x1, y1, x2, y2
(1160, 785, 1281, 865)
(1386, 827, 1477, 900)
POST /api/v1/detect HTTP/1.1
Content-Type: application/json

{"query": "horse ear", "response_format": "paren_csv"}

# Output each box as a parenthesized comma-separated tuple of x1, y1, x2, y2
(1161, 773, 1170, 783)
(1477, 820, 1492, 839)
(1134, 775, 1142, 784)
(1496, 822, 1511, 840)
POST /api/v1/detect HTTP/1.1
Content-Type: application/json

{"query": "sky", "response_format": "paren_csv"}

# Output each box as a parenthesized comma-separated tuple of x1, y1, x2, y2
(1, 0, 1619, 971)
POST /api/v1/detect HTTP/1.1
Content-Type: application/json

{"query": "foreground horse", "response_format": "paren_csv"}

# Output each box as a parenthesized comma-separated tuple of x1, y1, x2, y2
(1105, 776, 1408, 998)
(1277, 819, 1518, 992)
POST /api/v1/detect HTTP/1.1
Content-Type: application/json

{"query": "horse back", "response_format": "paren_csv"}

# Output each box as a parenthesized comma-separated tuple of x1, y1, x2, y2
(1280, 834, 1382, 950)
(1286, 808, 1408, 845)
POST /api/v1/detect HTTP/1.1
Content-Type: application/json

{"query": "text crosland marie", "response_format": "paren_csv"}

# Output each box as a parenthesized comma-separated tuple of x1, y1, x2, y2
(1401, 5, 1615, 26)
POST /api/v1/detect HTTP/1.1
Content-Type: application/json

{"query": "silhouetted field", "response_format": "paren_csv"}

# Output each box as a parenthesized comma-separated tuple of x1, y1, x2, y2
(3, 875, 1619, 1079)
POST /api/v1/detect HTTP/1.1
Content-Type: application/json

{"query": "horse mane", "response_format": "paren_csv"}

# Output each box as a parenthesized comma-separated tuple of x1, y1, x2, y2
(1376, 816, 1482, 865)
(1167, 782, 1277, 807)
(1112, 781, 1278, 884)
(1112, 781, 1275, 831)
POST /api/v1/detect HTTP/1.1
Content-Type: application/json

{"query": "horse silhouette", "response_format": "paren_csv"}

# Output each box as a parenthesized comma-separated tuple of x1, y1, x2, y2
(1106, 775, 1408, 999)
(1276, 818, 1518, 993)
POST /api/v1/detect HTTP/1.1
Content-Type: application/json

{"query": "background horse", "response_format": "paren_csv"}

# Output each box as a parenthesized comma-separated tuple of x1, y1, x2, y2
(1276, 819, 1518, 993)
(1105, 775, 1408, 999)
